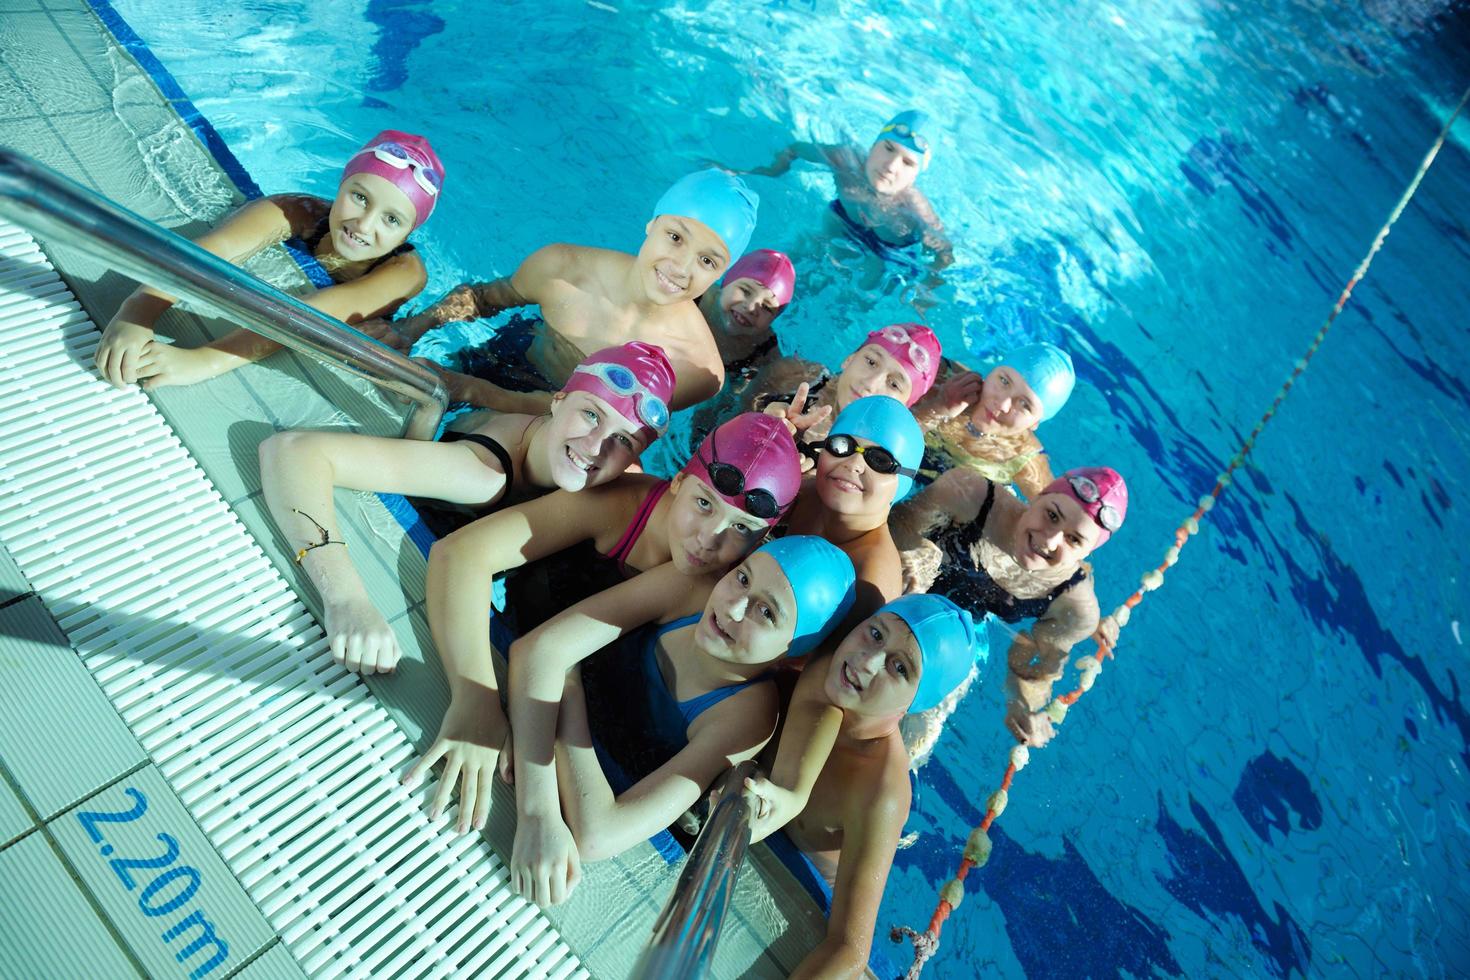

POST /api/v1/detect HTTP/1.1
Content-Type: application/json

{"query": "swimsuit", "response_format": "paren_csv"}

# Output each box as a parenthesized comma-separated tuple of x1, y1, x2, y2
(829, 199, 922, 253)
(500, 480, 670, 634)
(930, 482, 1085, 622)
(402, 419, 537, 539)
(752, 371, 830, 414)
(725, 334, 779, 381)
(637, 613, 769, 760)
(917, 431, 1039, 490)
(453, 312, 558, 394)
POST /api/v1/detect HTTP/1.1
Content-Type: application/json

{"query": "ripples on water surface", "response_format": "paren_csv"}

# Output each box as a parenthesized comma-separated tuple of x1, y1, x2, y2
(112, 0, 1470, 974)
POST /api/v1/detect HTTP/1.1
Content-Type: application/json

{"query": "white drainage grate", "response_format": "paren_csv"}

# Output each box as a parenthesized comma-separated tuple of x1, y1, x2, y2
(0, 219, 588, 980)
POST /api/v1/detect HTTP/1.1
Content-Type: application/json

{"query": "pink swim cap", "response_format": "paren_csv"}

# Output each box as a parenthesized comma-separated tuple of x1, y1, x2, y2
(682, 413, 801, 526)
(560, 342, 676, 443)
(341, 130, 444, 229)
(863, 323, 942, 405)
(1042, 467, 1128, 546)
(724, 249, 796, 308)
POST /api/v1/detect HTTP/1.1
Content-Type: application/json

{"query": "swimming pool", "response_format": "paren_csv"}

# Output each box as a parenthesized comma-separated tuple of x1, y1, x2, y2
(105, 0, 1470, 975)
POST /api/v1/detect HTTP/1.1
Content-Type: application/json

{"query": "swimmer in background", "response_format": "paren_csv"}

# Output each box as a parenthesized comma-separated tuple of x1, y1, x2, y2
(403, 413, 800, 837)
(364, 169, 758, 412)
(910, 341, 1077, 499)
(891, 465, 1127, 749)
(257, 342, 675, 675)
(96, 129, 440, 389)
(734, 109, 952, 272)
(743, 595, 983, 978)
(700, 248, 797, 381)
(505, 536, 853, 906)
(753, 322, 942, 445)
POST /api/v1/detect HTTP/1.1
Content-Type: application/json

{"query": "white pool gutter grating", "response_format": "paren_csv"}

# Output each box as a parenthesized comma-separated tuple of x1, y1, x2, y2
(0, 218, 591, 980)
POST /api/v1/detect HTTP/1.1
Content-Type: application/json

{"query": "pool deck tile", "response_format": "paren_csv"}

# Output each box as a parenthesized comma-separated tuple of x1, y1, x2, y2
(0, 545, 29, 600)
(52, 765, 275, 980)
(0, 596, 145, 819)
(0, 774, 34, 848)
(0, 832, 143, 978)
(232, 941, 309, 980)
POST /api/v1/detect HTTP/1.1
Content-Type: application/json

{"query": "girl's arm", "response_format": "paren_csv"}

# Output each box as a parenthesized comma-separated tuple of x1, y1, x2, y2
(134, 249, 428, 388)
(744, 659, 842, 843)
(791, 776, 909, 979)
(257, 427, 521, 673)
(557, 675, 778, 862)
(741, 141, 834, 178)
(507, 563, 711, 905)
(96, 197, 292, 386)
(402, 484, 635, 833)
(1003, 579, 1100, 748)
(889, 466, 987, 549)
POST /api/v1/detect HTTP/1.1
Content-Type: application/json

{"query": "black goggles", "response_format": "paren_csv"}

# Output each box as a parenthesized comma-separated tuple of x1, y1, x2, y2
(697, 430, 783, 521)
(820, 433, 917, 479)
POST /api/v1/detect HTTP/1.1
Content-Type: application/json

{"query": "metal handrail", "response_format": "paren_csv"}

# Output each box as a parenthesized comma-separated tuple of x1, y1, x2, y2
(631, 761, 759, 979)
(0, 146, 446, 439)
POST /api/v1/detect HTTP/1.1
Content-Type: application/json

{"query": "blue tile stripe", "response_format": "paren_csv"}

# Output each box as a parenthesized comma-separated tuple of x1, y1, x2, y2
(86, 0, 333, 288)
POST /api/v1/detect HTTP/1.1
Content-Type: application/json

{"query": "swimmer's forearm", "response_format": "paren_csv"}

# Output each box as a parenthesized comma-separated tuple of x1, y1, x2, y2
(790, 937, 866, 979)
(258, 434, 365, 605)
(425, 537, 500, 697)
(203, 327, 283, 367)
(112, 287, 175, 330)
(455, 376, 554, 415)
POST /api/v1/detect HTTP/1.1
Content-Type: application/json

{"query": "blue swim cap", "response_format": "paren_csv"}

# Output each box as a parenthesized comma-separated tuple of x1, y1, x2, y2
(880, 594, 987, 714)
(652, 169, 759, 264)
(876, 109, 932, 170)
(999, 343, 1075, 423)
(828, 395, 925, 499)
(755, 536, 856, 657)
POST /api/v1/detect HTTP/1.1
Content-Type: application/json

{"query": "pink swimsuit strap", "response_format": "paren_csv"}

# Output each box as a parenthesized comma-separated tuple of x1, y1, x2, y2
(606, 480, 670, 575)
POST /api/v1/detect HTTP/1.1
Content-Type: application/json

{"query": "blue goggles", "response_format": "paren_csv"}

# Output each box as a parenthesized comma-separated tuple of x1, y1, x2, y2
(573, 362, 671, 432)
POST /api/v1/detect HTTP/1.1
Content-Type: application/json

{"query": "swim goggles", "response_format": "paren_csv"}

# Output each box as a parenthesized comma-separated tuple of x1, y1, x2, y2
(819, 433, 918, 480)
(878, 324, 932, 375)
(695, 428, 782, 521)
(572, 362, 670, 433)
(1068, 474, 1123, 533)
(878, 122, 931, 156)
(367, 141, 442, 197)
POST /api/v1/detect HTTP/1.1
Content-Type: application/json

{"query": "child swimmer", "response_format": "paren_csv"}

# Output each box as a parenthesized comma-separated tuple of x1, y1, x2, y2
(96, 130, 441, 388)
(737, 109, 951, 269)
(258, 341, 675, 674)
(505, 535, 856, 906)
(911, 341, 1077, 497)
(368, 169, 758, 412)
(404, 413, 802, 835)
(699, 248, 797, 379)
(746, 595, 984, 977)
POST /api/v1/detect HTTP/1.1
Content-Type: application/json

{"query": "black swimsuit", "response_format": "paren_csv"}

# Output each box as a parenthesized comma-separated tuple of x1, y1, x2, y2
(930, 482, 1085, 622)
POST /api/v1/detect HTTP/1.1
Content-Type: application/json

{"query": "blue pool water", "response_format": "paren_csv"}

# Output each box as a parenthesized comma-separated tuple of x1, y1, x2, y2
(107, 0, 1470, 975)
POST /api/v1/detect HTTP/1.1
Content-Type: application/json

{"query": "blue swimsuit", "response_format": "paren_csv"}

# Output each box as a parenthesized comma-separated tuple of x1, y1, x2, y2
(639, 613, 769, 759)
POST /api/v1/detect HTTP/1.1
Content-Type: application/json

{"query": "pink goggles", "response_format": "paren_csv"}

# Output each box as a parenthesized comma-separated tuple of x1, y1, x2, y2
(864, 323, 941, 404)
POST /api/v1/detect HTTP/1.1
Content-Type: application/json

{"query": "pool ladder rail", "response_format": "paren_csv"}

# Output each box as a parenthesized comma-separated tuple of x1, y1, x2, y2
(0, 145, 447, 440)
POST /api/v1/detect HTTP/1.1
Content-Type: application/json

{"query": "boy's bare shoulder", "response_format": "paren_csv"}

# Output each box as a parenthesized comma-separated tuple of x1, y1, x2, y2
(522, 243, 630, 283)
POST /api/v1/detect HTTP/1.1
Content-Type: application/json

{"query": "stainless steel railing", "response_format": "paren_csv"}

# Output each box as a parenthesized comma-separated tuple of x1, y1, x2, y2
(630, 761, 759, 979)
(0, 146, 447, 439)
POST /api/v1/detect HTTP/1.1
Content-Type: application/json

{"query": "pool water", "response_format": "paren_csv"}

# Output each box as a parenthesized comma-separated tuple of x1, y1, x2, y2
(107, 0, 1470, 975)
